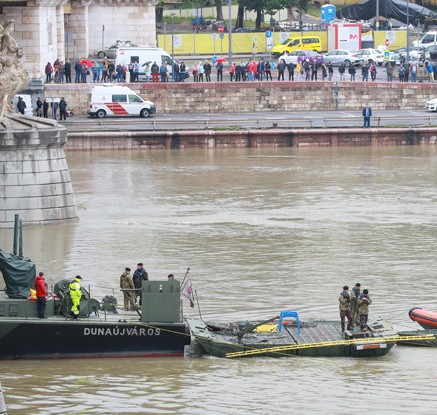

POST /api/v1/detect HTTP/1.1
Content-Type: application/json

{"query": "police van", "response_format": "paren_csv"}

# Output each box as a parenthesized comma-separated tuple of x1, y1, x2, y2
(115, 47, 173, 81)
(88, 84, 156, 118)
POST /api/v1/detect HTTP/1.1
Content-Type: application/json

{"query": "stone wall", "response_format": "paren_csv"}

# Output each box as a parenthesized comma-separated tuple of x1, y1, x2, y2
(4, 1, 65, 79)
(88, 0, 158, 55)
(44, 80, 437, 116)
(66, 128, 437, 150)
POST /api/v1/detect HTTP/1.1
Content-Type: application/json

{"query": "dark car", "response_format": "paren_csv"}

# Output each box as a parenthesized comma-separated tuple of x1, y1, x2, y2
(97, 40, 137, 59)
(234, 27, 254, 33)
(211, 21, 227, 32)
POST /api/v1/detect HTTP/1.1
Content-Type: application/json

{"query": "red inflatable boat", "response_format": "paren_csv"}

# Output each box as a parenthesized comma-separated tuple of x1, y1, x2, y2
(409, 308, 437, 329)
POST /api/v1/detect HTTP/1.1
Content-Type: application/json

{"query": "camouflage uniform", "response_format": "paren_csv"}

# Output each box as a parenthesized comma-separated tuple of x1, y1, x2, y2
(357, 293, 372, 331)
(338, 288, 354, 331)
(120, 270, 136, 311)
(350, 285, 361, 325)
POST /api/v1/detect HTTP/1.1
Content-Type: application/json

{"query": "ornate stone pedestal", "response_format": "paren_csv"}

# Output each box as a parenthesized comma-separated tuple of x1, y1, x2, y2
(0, 114, 78, 227)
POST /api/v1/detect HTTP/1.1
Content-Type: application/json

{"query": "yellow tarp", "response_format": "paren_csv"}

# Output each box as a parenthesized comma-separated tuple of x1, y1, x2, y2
(253, 324, 278, 333)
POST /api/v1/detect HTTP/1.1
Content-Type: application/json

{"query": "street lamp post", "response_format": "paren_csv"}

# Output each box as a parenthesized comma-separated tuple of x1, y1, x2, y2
(171, 13, 175, 81)
(406, 0, 410, 61)
(228, 0, 232, 65)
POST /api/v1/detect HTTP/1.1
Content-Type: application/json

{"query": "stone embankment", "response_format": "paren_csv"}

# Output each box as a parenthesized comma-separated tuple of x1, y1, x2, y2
(66, 128, 437, 150)
(44, 82, 437, 150)
(45, 81, 437, 116)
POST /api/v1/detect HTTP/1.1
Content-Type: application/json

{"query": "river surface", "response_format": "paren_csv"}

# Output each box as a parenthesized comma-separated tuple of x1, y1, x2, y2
(1, 146, 437, 414)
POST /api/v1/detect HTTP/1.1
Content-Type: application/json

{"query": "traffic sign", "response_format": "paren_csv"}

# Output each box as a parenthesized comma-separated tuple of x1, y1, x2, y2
(212, 33, 218, 41)
(265, 30, 272, 38)
(219, 32, 225, 39)
(218, 25, 224, 33)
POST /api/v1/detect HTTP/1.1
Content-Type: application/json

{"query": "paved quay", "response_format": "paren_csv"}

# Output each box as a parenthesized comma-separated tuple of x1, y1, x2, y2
(62, 109, 437, 150)
(63, 109, 437, 132)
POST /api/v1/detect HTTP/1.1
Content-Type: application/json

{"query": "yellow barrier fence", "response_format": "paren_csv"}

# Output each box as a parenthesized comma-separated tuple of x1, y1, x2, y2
(158, 31, 412, 56)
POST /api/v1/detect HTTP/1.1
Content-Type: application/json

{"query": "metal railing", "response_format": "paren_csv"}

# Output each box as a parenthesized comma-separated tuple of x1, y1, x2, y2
(65, 114, 437, 132)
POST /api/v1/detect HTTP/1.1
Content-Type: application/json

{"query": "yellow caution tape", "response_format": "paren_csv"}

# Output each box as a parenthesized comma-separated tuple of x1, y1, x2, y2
(225, 334, 436, 358)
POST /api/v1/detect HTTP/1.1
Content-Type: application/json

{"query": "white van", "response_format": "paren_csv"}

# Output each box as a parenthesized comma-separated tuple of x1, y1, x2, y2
(12, 94, 33, 116)
(115, 47, 173, 80)
(88, 84, 156, 118)
(413, 32, 437, 48)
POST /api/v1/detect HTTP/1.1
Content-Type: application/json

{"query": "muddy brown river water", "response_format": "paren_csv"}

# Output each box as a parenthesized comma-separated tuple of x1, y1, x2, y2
(1, 146, 437, 414)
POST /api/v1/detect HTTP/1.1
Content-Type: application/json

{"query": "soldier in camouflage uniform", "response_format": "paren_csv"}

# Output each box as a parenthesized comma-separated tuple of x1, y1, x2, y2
(120, 267, 136, 311)
(350, 282, 361, 326)
(357, 289, 372, 331)
(338, 286, 354, 332)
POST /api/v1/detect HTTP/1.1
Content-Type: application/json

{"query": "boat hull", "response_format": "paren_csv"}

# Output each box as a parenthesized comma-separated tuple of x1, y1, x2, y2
(408, 307, 437, 330)
(0, 319, 190, 360)
(397, 329, 437, 347)
(196, 337, 393, 358)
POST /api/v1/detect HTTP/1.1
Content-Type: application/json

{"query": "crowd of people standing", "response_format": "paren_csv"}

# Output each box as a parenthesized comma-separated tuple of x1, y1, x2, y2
(43, 55, 431, 84)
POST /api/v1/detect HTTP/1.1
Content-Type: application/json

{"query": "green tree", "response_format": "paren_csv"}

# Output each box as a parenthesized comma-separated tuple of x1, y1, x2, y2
(177, 0, 220, 19)
(238, 0, 310, 30)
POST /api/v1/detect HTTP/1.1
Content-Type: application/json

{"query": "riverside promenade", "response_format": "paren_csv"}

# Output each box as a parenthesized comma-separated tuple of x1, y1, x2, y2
(42, 81, 437, 149)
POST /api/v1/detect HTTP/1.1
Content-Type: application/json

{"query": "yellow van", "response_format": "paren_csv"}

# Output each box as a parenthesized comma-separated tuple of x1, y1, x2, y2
(271, 36, 322, 56)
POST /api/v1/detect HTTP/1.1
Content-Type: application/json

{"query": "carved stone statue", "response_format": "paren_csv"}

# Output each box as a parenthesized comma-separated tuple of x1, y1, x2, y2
(0, 20, 29, 121)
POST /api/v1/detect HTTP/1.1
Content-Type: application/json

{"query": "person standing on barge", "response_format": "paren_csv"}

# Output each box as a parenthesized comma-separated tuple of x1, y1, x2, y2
(34, 272, 47, 318)
(350, 282, 361, 325)
(357, 289, 372, 331)
(133, 263, 148, 305)
(339, 286, 354, 332)
(69, 275, 82, 320)
(120, 267, 136, 311)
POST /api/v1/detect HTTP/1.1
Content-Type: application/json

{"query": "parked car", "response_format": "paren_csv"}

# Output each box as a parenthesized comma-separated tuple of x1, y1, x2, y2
(354, 48, 384, 65)
(425, 98, 437, 112)
(323, 49, 362, 67)
(413, 31, 437, 48)
(97, 40, 137, 59)
(234, 27, 254, 33)
(88, 85, 156, 118)
(271, 36, 322, 57)
(389, 50, 420, 66)
(391, 48, 421, 60)
(279, 50, 324, 65)
(211, 21, 227, 32)
(421, 44, 437, 61)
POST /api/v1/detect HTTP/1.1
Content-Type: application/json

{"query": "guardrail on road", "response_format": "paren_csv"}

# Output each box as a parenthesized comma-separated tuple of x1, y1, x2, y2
(63, 114, 437, 132)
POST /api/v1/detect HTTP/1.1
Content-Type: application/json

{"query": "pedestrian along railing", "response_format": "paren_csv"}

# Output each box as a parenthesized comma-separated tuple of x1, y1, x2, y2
(65, 114, 437, 132)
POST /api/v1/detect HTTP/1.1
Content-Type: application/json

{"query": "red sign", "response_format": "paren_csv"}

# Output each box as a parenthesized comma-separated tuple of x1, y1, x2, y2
(218, 25, 224, 33)
(385, 39, 389, 46)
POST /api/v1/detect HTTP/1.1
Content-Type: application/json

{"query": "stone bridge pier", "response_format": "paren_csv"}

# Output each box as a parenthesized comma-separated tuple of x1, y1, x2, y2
(0, 115, 78, 228)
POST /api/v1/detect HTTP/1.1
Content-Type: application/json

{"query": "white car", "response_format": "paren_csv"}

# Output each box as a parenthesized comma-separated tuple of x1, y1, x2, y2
(279, 50, 324, 65)
(355, 48, 384, 65)
(426, 98, 437, 111)
(323, 50, 362, 67)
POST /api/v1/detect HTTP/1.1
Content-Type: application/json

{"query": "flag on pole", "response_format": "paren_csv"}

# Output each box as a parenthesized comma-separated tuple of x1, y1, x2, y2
(181, 277, 195, 308)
